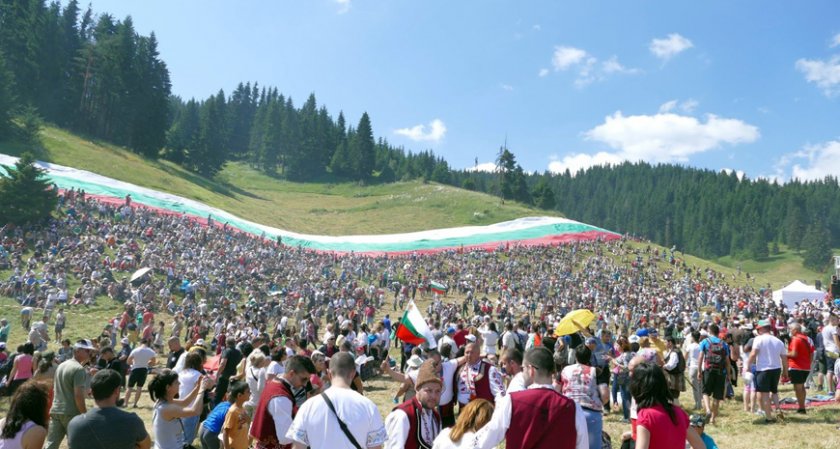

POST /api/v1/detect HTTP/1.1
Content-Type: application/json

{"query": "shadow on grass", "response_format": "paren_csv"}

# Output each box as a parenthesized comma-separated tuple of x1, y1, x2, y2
(153, 162, 265, 201)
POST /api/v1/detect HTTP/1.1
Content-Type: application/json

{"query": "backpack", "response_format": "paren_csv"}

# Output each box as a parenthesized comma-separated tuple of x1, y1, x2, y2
(514, 332, 526, 353)
(703, 339, 726, 372)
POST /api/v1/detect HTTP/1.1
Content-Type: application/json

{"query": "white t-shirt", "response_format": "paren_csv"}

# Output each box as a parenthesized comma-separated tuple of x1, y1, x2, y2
(480, 331, 499, 356)
(178, 368, 201, 399)
(684, 342, 700, 369)
(506, 372, 526, 393)
(752, 333, 785, 371)
(266, 361, 285, 378)
(432, 428, 478, 449)
(245, 366, 267, 408)
(286, 387, 387, 449)
(129, 346, 157, 370)
(822, 324, 838, 354)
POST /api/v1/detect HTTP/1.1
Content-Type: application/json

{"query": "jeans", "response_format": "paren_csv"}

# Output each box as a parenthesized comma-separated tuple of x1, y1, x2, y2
(582, 407, 603, 449)
(199, 424, 221, 449)
(183, 414, 200, 445)
(688, 366, 702, 409)
(612, 379, 631, 420)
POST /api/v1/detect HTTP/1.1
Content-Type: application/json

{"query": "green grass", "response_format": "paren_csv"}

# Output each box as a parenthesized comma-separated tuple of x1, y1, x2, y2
(0, 126, 549, 235)
(715, 244, 834, 290)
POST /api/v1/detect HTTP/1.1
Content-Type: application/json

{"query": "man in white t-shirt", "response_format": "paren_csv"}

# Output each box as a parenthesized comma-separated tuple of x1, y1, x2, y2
(124, 338, 157, 407)
(286, 352, 386, 449)
(821, 314, 839, 392)
(748, 320, 788, 421)
(683, 330, 703, 410)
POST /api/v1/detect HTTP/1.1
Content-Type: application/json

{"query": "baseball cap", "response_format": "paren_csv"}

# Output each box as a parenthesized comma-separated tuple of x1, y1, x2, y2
(447, 327, 456, 334)
(636, 328, 649, 337)
(74, 339, 95, 350)
(628, 335, 640, 344)
(649, 328, 659, 336)
(757, 319, 771, 328)
(689, 414, 706, 427)
(585, 337, 598, 346)
(121, 337, 130, 345)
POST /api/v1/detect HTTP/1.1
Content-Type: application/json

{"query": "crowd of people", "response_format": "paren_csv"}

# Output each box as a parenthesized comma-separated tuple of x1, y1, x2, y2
(0, 189, 837, 449)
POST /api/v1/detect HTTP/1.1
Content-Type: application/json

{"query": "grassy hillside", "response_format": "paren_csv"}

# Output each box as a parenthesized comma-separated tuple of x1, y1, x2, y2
(0, 126, 548, 235)
(1, 125, 833, 287)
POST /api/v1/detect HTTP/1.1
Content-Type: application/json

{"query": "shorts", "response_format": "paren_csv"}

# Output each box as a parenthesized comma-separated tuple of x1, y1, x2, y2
(826, 355, 837, 373)
(127, 368, 149, 388)
(702, 370, 725, 400)
(789, 369, 809, 385)
(755, 368, 781, 393)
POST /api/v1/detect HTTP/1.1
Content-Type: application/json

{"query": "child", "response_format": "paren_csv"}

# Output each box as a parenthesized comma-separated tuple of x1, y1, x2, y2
(57, 339, 73, 363)
(688, 414, 719, 449)
(222, 381, 251, 449)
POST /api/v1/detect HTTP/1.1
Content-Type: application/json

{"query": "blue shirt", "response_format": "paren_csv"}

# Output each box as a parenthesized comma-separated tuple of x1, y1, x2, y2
(202, 401, 232, 433)
(698, 336, 730, 373)
(701, 432, 719, 449)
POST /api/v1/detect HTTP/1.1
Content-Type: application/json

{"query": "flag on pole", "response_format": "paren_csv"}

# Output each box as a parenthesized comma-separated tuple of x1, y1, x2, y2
(395, 301, 437, 348)
(430, 281, 447, 295)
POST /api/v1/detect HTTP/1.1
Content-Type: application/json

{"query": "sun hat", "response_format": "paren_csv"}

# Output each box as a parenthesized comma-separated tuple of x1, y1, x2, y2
(406, 354, 423, 369)
(74, 339, 95, 350)
(415, 360, 443, 389)
(757, 319, 771, 329)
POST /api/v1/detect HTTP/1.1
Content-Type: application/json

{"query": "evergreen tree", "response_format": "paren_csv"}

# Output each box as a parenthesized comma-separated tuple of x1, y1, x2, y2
(496, 148, 517, 200)
(350, 112, 375, 181)
(0, 152, 58, 225)
(802, 223, 832, 271)
(0, 49, 15, 136)
(531, 178, 556, 210)
(188, 90, 228, 176)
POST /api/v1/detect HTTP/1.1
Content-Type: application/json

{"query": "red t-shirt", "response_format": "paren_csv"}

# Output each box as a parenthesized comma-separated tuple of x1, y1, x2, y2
(637, 404, 689, 449)
(788, 334, 812, 371)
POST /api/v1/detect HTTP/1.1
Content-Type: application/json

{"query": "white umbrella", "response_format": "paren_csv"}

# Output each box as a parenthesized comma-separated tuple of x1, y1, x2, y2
(130, 267, 152, 284)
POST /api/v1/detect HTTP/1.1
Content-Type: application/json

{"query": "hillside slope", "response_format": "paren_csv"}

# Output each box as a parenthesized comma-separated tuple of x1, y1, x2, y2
(1, 126, 549, 235)
(0, 126, 829, 287)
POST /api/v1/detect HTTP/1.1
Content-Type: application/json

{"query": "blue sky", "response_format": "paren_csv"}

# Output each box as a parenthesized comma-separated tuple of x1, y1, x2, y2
(86, 0, 840, 181)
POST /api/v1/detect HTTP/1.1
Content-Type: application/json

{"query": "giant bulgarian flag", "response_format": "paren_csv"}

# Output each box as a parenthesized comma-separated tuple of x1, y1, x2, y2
(395, 301, 437, 348)
(0, 154, 620, 254)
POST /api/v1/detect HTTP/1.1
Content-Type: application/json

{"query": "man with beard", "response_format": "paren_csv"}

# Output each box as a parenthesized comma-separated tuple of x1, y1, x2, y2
(384, 360, 443, 449)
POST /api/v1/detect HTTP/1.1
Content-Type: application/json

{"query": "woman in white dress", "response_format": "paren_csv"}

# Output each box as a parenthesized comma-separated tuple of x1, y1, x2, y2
(432, 398, 494, 449)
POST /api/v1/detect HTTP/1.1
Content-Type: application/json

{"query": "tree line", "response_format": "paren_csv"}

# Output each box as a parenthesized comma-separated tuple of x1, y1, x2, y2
(1, 1, 838, 271)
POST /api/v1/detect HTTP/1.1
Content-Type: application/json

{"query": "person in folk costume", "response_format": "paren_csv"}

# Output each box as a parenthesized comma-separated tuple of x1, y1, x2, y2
(474, 347, 589, 449)
(455, 335, 505, 410)
(385, 359, 444, 449)
(250, 355, 316, 449)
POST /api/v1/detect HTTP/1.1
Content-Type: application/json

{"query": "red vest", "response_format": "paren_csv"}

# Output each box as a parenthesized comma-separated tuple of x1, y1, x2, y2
(458, 361, 494, 406)
(393, 397, 441, 449)
(250, 379, 297, 449)
(506, 388, 577, 449)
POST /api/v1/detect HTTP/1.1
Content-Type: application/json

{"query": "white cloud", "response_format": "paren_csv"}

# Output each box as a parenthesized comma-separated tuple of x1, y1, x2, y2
(649, 33, 694, 60)
(680, 98, 698, 113)
(547, 48, 638, 86)
(394, 119, 447, 143)
(549, 110, 759, 174)
(533, 24, 542, 31)
(601, 56, 640, 75)
(538, 68, 549, 77)
(658, 100, 678, 113)
(552, 46, 588, 70)
(466, 162, 498, 173)
(831, 33, 840, 48)
(335, 0, 350, 14)
(783, 140, 840, 181)
(548, 152, 625, 175)
(795, 55, 840, 96)
(500, 83, 514, 91)
(658, 99, 698, 114)
(720, 168, 746, 180)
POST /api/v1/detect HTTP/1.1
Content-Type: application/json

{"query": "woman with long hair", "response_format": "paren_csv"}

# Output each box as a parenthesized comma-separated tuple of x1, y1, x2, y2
(432, 399, 494, 449)
(149, 369, 212, 449)
(631, 362, 705, 449)
(7, 343, 35, 396)
(0, 380, 49, 449)
(178, 352, 206, 446)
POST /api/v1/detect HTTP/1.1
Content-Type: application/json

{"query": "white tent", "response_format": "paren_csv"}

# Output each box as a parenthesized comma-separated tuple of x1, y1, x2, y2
(772, 280, 824, 309)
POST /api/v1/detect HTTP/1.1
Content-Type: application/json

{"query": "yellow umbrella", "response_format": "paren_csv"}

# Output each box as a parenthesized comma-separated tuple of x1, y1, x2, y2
(554, 309, 595, 337)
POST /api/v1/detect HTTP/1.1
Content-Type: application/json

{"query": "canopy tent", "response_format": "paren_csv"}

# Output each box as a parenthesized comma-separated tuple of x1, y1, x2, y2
(772, 280, 824, 309)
